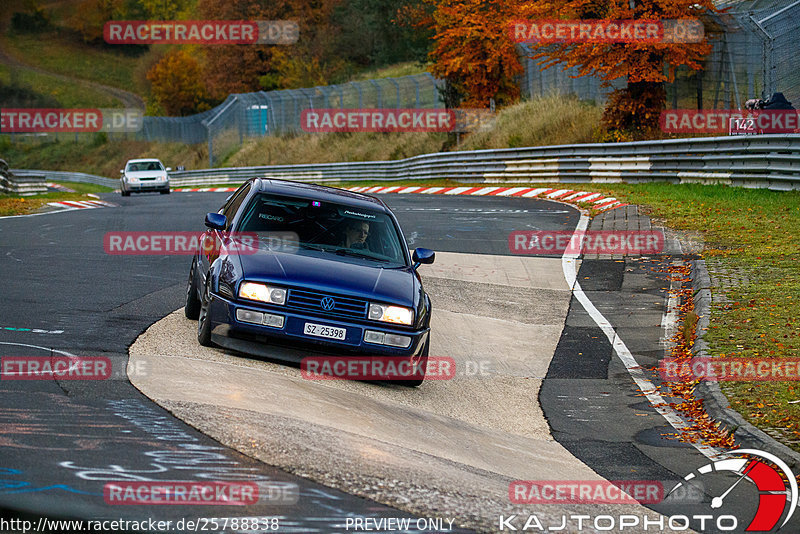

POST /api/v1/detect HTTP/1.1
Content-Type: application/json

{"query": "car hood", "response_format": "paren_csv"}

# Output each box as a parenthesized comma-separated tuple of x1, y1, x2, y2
(234, 249, 417, 307)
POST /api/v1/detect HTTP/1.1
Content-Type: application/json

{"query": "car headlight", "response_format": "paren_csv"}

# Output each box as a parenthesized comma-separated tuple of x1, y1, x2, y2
(368, 303, 413, 325)
(238, 282, 286, 305)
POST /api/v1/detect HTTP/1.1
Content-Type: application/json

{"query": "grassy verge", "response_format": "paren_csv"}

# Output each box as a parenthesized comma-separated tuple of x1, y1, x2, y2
(0, 63, 120, 108)
(349, 62, 428, 81)
(1, 138, 208, 178)
(1, 30, 145, 94)
(0, 190, 109, 216)
(50, 180, 114, 194)
(587, 184, 800, 449)
(2, 94, 603, 172)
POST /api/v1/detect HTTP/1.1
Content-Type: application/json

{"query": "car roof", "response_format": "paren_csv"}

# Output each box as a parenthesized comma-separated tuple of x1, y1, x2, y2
(126, 158, 163, 164)
(253, 179, 390, 213)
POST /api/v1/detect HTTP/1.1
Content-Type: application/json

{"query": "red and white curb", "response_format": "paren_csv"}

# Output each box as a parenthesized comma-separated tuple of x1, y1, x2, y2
(173, 185, 625, 210)
(47, 200, 117, 211)
(347, 185, 625, 211)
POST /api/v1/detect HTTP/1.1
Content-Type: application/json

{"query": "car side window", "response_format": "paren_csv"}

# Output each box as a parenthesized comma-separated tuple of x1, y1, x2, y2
(221, 184, 251, 229)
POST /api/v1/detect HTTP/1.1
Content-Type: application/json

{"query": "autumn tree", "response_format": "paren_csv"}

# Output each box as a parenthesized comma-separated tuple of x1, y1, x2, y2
(420, 0, 523, 108)
(140, 0, 193, 20)
(518, 0, 718, 137)
(146, 49, 211, 115)
(69, 0, 146, 43)
(197, 0, 344, 97)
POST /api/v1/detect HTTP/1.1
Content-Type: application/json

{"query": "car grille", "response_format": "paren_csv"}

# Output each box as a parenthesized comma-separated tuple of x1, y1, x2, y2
(286, 288, 368, 319)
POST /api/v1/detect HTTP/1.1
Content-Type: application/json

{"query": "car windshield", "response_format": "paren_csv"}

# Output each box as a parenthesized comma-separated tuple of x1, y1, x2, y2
(127, 161, 163, 172)
(236, 193, 407, 267)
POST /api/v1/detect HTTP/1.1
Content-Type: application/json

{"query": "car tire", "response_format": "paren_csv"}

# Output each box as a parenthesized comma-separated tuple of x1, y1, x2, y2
(399, 339, 429, 387)
(160, 189, 170, 195)
(197, 277, 213, 346)
(121, 190, 130, 197)
(185, 259, 201, 319)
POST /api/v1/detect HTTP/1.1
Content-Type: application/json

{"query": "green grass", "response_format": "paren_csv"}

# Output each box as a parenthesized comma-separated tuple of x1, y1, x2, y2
(0, 137, 208, 177)
(2, 31, 145, 95)
(349, 62, 429, 81)
(50, 180, 113, 194)
(0, 63, 120, 107)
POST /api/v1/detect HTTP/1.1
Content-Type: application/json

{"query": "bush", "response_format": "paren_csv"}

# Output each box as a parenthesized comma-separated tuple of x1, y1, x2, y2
(11, 7, 50, 33)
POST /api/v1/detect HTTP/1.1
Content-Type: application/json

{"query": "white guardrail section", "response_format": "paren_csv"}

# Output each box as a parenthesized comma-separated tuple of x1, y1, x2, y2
(1, 159, 48, 196)
(10, 134, 800, 191)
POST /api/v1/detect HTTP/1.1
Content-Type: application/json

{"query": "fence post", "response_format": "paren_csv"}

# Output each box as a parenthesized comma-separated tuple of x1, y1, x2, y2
(370, 80, 383, 108)
(387, 78, 401, 108)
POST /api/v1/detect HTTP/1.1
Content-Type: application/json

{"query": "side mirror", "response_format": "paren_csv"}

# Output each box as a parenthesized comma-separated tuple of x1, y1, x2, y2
(412, 248, 435, 269)
(165, 167, 172, 172)
(205, 212, 227, 230)
(119, 169, 124, 174)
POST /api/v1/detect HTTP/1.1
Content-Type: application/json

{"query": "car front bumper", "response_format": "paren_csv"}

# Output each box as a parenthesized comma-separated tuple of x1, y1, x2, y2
(123, 181, 170, 192)
(207, 293, 429, 359)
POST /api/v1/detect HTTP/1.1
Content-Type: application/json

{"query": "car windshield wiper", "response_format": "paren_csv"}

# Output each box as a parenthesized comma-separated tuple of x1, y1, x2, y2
(333, 248, 391, 263)
(298, 243, 327, 252)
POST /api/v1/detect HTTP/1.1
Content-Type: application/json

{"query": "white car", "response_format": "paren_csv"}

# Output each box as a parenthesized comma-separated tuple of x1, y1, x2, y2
(120, 158, 171, 196)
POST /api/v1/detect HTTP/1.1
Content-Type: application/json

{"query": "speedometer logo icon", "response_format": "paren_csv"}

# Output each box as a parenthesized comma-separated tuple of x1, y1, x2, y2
(667, 449, 798, 531)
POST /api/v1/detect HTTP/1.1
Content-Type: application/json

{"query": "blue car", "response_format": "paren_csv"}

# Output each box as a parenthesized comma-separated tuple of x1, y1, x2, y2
(185, 179, 435, 386)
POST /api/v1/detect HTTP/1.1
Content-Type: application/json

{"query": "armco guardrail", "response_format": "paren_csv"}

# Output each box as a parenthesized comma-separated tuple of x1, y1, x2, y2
(9, 135, 800, 193)
(10, 169, 117, 189)
(1, 160, 48, 196)
(168, 134, 800, 191)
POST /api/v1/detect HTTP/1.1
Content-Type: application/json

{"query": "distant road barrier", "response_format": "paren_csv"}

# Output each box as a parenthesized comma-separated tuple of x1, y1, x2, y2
(10, 134, 800, 192)
(1, 160, 47, 196)
(167, 134, 800, 190)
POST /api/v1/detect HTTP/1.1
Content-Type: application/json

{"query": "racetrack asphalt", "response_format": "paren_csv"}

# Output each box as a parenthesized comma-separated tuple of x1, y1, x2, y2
(1, 190, 790, 533)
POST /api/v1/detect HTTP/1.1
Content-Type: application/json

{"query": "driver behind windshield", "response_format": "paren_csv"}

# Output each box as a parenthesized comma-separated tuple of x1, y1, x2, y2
(340, 219, 370, 249)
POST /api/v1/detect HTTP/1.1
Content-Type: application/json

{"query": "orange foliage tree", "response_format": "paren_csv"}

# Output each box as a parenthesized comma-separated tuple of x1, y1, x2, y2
(517, 0, 718, 137)
(146, 50, 211, 116)
(421, 0, 523, 108)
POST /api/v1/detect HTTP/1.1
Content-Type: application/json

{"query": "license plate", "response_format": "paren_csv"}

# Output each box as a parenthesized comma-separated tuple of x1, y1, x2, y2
(303, 322, 346, 340)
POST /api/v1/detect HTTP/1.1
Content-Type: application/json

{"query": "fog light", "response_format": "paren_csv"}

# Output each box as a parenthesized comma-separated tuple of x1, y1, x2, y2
(262, 313, 285, 328)
(384, 334, 411, 348)
(364, 330, 411, 348)
(236, 309, 284, 329)
(364, 330, 385, 345)
(236, 309, 264, 324)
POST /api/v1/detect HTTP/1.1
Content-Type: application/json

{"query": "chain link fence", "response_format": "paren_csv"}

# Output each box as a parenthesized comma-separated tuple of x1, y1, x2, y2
(140, 73, 444, 166)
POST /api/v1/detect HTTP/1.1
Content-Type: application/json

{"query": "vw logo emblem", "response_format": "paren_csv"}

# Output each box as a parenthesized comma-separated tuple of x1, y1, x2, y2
(320, 297, 335, 311)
